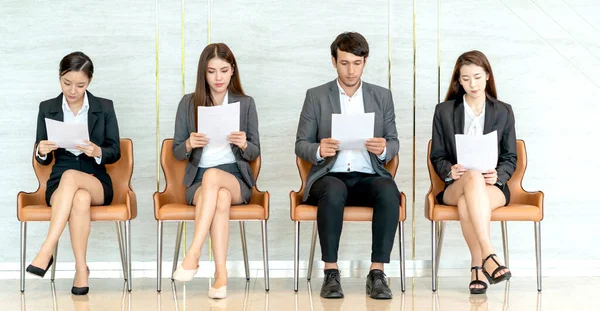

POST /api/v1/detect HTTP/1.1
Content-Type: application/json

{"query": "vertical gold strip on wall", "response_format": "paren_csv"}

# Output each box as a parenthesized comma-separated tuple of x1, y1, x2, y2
(411, 0, 417, 262)
(181, 0, 187, 258)
(207, 0, 213, 264)
(388, 0, 392, 91)
(155, 0, 160, 192)
(437, 0, 441, 103)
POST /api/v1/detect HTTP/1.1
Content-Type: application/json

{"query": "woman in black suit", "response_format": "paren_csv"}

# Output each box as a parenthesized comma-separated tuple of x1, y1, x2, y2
(430, 50, 516, 294)
(26, 52, 121, 295)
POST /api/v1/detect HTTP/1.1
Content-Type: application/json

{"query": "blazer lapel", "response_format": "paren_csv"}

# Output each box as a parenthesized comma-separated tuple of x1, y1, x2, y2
(483, 97, 496, 134)
(328, 80, 341, 114)
(48, 94, 64, 122)
(87, 91, 101, 136)
(453, 97, 465, 135)
(361, 82, 375, 113)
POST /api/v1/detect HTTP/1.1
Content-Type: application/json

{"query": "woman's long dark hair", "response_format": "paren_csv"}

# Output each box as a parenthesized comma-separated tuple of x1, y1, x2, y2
(444, 50, 497, 101)
(192, 43, 245, 129)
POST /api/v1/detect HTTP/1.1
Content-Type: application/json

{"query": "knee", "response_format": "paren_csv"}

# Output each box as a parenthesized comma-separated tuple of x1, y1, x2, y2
(463, 170, 485, 186)
(58, 170, 79, 188)
(71, 190, 91, 215)
(372, 178, 400, 201)
(201, 169, 221, 188)
(216, 188, 232, 213)
(318, 179, 348, 206)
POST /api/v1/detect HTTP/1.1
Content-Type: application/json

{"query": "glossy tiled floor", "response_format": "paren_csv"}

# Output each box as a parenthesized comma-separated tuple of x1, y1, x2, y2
(5, 274, 600, 311)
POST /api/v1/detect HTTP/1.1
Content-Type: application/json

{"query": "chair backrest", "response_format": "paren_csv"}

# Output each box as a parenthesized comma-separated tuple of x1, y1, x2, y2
(295, 154, 400, 198)
(426, 139, 527, 203)
(29, 139, 134, 205)
(160, 138, 261, 203)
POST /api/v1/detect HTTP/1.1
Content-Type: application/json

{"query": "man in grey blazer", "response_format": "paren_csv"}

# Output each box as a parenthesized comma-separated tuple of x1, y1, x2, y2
(295, 32, 400, 300)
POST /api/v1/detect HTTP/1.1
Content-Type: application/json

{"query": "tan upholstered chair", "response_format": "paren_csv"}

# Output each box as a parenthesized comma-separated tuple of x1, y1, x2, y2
(153, 138, 270, 292)
(290, 155, 407, 292)
(425, 139, 544, 291)
(17, 139, 136, 292)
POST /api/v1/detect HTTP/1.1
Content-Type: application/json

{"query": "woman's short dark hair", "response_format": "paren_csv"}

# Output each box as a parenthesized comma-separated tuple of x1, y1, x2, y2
(59, 51, 94, 79)
(330, 32, 370, 61)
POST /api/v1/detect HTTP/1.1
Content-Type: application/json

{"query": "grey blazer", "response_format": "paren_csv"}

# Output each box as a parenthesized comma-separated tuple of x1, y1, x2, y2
(430, 95, 517, 185)
(172, 93, 260, 189)
(295, 79, 400, 202)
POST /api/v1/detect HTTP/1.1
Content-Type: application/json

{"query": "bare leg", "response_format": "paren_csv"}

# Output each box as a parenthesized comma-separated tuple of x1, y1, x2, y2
(180, 169, 243, 270)
(69, 189, 92, 287)
(30, 170, 103, 269)
(210, 187, 242, 289)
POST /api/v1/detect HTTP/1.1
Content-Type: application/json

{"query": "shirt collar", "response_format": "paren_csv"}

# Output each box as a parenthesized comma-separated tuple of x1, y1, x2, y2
(463, 95, 485, 118)
(336, 79, 363, 98)
(62, 92, 89, 114)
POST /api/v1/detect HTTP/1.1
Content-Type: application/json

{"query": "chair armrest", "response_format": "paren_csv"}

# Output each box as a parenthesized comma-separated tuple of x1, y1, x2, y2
(516, 190, 544, 220)
(249, 188, 270, 220)
(425, 186, 436, 221)
(17, 191, 45, 221)
(126, 190, 137, 220)
(289, 190, 303, 221)
(153, 191, 174, 220)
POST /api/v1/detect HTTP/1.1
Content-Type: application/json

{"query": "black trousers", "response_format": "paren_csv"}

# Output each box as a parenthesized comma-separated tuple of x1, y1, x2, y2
(306, 172, 400, 263)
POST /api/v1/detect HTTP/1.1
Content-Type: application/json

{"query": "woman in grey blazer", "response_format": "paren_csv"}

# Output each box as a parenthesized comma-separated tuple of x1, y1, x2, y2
(430, 51, 516, 294)
(171, 43, 260, 299)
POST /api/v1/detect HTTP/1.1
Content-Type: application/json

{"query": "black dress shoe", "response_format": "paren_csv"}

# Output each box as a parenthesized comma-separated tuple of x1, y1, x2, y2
(320, 269, 344, 299)
(366, 269, 392, 299)
(26, 256, 54, 278)
(71, 267, 90, 296)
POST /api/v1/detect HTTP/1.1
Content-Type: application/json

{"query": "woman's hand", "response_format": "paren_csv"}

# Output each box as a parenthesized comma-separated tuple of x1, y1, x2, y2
(76, 140, 102, 158)
(37, 140, 58, 157)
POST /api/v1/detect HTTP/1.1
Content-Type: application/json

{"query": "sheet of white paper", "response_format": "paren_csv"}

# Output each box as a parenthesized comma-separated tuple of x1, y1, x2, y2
(197, 102, 240, 145)
(331, 113, 375, 151)
(455, 131, 498, 172)
(45, 118, 89, 149)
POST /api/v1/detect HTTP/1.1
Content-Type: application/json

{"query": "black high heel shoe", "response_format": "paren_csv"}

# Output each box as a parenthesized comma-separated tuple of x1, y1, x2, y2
(26, 256, 54, 278)
(71, 267, 90, 295)
(482, 254, 512, 284)
(469, 266, 488, 294)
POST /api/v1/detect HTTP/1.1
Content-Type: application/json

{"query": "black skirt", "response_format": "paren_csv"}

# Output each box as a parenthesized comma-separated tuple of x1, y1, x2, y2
(436, 180, 510, 206)
(45, 153, 113, 206)
(185, 163, 252, 205)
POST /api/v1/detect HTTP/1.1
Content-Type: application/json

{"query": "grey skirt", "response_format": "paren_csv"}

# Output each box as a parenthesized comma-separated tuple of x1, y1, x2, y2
(185, 163, 252, 205)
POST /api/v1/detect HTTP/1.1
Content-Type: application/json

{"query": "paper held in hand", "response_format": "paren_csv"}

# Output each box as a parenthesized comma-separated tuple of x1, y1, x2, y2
(331, 113, 375, 151)
(455, 130, 498, 172)
(45, 118, 89, 149)
(197, 102, 240, 145)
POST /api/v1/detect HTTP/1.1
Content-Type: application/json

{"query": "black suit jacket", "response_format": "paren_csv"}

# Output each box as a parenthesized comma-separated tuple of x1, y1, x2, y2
(430, 95, 517, 185)
(35, 91, 121, 169)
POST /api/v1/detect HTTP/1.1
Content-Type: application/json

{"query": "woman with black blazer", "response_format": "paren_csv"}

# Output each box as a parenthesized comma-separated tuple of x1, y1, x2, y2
(430, 50, 517, 294)
(171, 43, 260, 299)
(26, 52, 120, 295)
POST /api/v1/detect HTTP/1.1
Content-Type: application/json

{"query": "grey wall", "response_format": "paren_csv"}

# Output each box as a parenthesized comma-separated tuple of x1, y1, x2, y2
(1, 0, 599, 275)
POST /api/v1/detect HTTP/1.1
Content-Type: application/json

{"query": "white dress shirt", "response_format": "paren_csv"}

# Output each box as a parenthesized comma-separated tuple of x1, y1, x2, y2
(463, 95, 485, 136)
(37, 93, 102, 164)
(316, 80, 386, 173)
(198, 91, 237, 168)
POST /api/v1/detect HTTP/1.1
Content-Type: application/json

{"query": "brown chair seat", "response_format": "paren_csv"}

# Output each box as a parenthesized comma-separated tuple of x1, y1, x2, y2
(431, 203, 542, 221)
(19, 204, 131, 222)
(157, 203, 267, 221)
(293, 202, 407, 222)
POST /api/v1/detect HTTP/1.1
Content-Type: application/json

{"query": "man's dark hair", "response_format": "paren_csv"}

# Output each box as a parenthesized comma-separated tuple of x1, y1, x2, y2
(330, 32, 369, 61)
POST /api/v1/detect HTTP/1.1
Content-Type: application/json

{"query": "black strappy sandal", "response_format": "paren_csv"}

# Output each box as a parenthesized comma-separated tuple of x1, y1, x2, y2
(469, 266, 488, 294)
(482, 254, 512, 284)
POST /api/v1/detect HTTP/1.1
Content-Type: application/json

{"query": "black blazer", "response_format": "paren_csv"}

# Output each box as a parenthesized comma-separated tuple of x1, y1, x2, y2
(430, 95, 517, 185)
(35, 91, 121, 168)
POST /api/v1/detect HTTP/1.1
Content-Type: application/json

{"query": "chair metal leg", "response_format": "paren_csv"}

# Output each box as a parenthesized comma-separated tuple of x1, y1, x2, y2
(431, 221, 437, 292)
(240, 221, 250, 281)
(261, 220, 270, 292)
(307, 222, 317, 281)
(20, 222, 27, 293)
(50, 241, 58, 281)
(435, 221, 446, 280)
(534, 222, 542, 292)
(171, 221, 184, 280)
(116, 222, 127, 281)
(293, 221, 300, 292)
(157, 221, 163, 292)
(501, 221, 510, 268)
(124, 220, 132, 292)
(399, 221, 406, 292)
